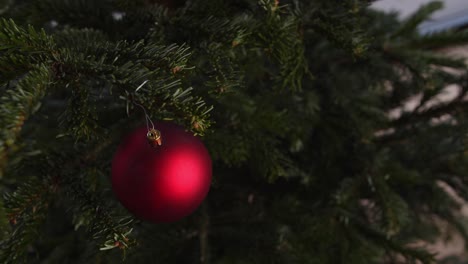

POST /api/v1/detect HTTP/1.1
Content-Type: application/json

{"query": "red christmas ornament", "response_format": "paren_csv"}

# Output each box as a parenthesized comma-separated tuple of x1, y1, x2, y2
(111, 121, 212, 223)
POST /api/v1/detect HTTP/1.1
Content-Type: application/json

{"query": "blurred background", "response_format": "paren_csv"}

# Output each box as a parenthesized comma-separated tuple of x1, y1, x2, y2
(374, 0, 468, 261)
(372, 0, 468, 33)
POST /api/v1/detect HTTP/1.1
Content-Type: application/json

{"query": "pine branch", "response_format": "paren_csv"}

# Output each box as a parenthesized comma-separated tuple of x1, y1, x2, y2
(58, 80, 101, 141)
(391, 99, 468, 129)
(54, 134, 137, 253)
(0, 65, 51, 178)
(61, 169, 136, 253)
(342, 209, 435, 264)
(52, 31, 214, 134)
(407, 30, 468, 49)
(0, 18, 53, 53)
(201, 45, 244, 96)
(255, 1, 310, 90)
(391, 1, 443, 38)
(304, 2, 369, 59)
(372, 176, 411, 238)
(0, 18, 54, 81)
(404, 50, 467, 69)
(53, 28, 109, 54)
(0, 177, 56, 263)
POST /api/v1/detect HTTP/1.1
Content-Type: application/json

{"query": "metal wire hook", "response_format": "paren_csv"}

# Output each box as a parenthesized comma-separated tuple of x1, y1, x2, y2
(131, 80, 162, 147)
(132, 80, 155, 131)
(133, 101, 155, 131)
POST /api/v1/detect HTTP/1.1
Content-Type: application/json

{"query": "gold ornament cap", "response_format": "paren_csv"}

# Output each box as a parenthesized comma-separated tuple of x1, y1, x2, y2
(147, 128, 162, 147)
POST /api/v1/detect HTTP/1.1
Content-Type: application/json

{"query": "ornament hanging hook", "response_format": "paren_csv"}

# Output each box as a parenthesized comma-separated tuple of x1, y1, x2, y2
(132, 81, 162, 147)
(133, 101, 155, 131)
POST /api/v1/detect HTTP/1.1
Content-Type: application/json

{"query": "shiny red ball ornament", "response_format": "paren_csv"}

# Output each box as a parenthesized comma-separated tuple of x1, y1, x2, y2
(111, 121, 212, 223)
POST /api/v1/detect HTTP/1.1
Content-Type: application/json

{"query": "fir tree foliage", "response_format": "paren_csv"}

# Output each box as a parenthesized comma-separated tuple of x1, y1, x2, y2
(0, 0, 468, 263)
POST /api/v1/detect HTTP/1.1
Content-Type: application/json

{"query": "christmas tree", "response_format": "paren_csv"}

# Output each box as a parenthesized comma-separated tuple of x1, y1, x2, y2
(1, 0, 468, 263)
